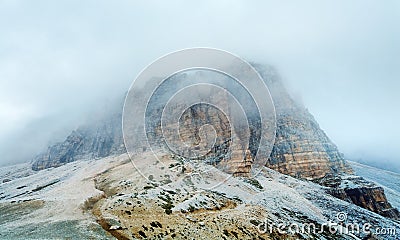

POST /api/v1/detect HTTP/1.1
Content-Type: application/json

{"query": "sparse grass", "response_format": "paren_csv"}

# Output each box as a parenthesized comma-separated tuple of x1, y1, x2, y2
(0, 200, 44, 225)
(188, 204, 196, 212)
(82, 193, 106, 211)
(232, 196, 242, 203)
(160, 179, 172, 185)
(32, 179, 60, 192)
(250, 219, 261, 226)
(245, 178, 263, 190)
(183, 176, 193, 186)
(158, 194, 174, 215)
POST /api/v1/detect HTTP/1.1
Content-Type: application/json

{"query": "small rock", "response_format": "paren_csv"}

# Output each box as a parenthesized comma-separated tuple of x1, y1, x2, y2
(186, 216, 198, 222)
(199, 221, 205, 226)
(109, 225, 121, 230)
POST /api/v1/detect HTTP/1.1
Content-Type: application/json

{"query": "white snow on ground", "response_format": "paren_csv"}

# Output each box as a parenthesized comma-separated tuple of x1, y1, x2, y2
(119, 156, 400, 239)
(1, 155, 400, 239)
(0, 154, 129, 235)
(0, 162, 35, 182)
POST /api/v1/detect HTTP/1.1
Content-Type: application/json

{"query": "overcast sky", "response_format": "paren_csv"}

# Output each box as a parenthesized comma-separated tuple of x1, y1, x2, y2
(1, 0, 399, 171)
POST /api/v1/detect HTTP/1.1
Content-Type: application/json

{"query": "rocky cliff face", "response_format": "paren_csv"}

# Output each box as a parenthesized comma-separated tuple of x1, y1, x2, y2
(346, 186, 400, 219)
(156, 102, 255, 177)
(252, 65, 353, 180)
(268, 113, 351, 180)
(31, 109, 125, 171)
(30, 64, 399, 219)
(326, 175, 400, 219)
(254, 65, 399, 219)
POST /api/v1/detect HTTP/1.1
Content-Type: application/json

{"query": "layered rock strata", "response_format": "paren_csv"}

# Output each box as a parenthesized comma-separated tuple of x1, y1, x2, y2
(325, 175, 400, 219)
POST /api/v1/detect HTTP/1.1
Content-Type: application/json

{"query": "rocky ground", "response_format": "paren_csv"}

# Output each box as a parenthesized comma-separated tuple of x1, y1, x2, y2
(0, 155, 126, 239)
(2, 153, 399, 239)
(349, 161, 400, 211)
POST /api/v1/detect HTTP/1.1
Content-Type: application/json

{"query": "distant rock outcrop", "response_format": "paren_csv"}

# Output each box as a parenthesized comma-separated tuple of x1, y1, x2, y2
(346, 186, 400, 219)
(325, 175, 400, 219)
(31, 110, 125, 171)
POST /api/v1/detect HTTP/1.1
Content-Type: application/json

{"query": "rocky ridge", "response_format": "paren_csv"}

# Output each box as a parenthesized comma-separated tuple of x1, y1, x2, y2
(31, 106, 125, 171)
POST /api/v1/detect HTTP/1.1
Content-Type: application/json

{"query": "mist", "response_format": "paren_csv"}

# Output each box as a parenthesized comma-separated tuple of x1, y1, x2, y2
(1, 0, 399, 172)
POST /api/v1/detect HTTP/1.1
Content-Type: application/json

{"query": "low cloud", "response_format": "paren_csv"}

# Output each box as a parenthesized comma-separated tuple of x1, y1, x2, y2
(0, 0, 399, 171)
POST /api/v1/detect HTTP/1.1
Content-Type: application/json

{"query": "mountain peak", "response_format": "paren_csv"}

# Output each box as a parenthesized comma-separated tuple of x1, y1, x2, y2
(30, 64, 399, 220)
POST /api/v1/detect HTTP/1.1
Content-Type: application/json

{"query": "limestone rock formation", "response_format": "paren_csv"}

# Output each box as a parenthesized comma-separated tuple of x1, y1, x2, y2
(326, 175, 400, 219)
(30, 64, 399, 219)
(254, 65, 399, 219)
(253, 64, 352, 180)
(31, 109, 125, 171)
(346, 186, 400, 219)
